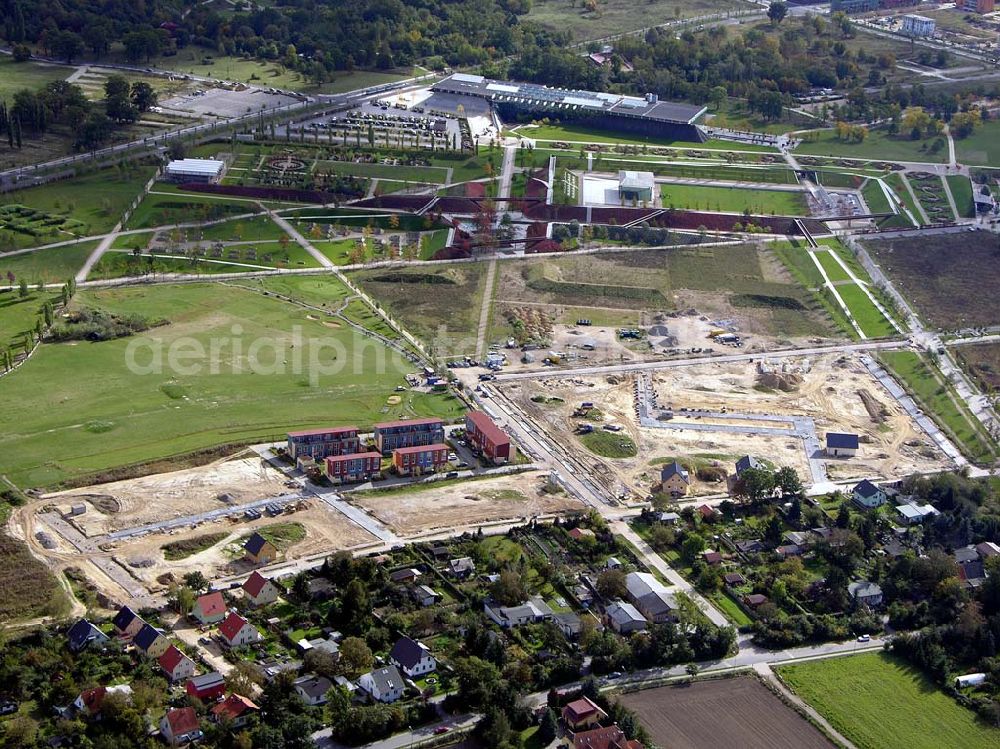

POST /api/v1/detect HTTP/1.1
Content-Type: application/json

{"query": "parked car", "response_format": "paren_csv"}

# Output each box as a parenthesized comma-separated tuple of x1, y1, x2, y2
(433, 726, 450, 735)
(857, 634, 871, 643)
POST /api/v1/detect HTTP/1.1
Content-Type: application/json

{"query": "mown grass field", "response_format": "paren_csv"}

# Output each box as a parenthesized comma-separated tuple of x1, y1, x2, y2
(955, 120, 1000, 167)
(516, 123, 774, 151)
(0, 288, 61, 351)
(880, 350, 997, 463)
(580, 430, 638, 458)
(796, 129, 948, 163)
(836, 283, 896, 338)
(0, 57, 68, 100)
(659, 183, 808, 215)
(526, 0, 741, 41)
(0, 240, 99, 284)
(947, 175, 975, 218)
(777, 652, 1000, 749)
(814, 250, 851, 282)
(0, 280, 463, 488)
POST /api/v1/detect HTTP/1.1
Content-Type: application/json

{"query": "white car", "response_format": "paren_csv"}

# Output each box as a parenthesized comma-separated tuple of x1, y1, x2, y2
(856, 634, 871, 643)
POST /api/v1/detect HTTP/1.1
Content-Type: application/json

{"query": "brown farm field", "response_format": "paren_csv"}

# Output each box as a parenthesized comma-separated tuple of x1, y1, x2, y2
(619, 677, 832, 749)
(865, 231, 1000, 329)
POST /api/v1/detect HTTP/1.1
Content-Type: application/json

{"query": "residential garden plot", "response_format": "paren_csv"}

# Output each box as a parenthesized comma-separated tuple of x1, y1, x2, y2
(879, 350, 997, 464)
(955, 342, 1000, 394)
(349, 265, 490, 356)
(0, 282, 464, 489)
(777, 652, 1000, 749)
(795, 129, 948, 163)
(947, 175, 975, 218)
(865, 231, 1000, 328)
(619, 677, 832, 749)
(659, 183, 809, 215)
(0, 240, 99, 284)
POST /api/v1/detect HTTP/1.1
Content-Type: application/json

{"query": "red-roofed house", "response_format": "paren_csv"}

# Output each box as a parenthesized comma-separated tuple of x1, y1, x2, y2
(465, 411, 512, 464)
(242, 571, 281, 607)
(218, 612, 261, 649)
(192, 591, 227, 625)
(697, 504, 719, 520)
(392, 443, 448, 476)
(562, 696, 607, 731)
(160, 706, 203, 746)
(572, 724, 644, 749)
(158, 644, 196, 682)
(211, 694, 259, 728)
(186, 672, 226, 702)
(73, 684, 133, 716)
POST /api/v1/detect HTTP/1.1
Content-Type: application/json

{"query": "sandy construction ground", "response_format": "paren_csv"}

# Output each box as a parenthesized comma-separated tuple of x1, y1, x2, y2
(46, 454, 293, 537)
(350, 471, 585, 535)
(502, 353, 948, 498)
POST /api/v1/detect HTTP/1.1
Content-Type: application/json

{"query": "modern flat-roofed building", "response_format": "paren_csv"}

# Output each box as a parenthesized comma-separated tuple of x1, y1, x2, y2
(618, 170, 655, 203)
(431, 74, 707, 143)
(901, 14, 935, 37)
(392, 443, 448, 476)
(465, 411, 512, 464)
(325, 451, 383, 483)
(286, 427, 361, 461)
(374, 417, 445, 453)
(164, 158, 225, 184)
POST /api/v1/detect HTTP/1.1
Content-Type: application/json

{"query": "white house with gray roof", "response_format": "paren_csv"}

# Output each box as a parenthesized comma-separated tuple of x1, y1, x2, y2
(358, 665, 405, 703)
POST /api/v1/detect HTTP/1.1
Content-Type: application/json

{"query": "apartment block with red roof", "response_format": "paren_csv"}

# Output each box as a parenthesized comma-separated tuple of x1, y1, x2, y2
(325, 451, 383, 484)
(286, 426, 361, 461)
(392, 443, 448, 476)
(374, 417, 445, 453)
(465, 411, 512, 464)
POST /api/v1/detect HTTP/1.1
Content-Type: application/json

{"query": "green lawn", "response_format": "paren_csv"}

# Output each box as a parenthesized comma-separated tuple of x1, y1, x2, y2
(236, 275, 354, 311)
(526, 0, 741, 41)
(955, 120, 1000, 167)
(0, 240, 99, 284)
(860, 178, 892, 215)
(320, 160, 449, 183)
(946, 175, 975, 218)
(880, 350, 997, 464)
(0, 288, 61, 351)
(579, 430, 637, 458)
(886, 173, 924, 224)
(777, 652, 1000, 749)
(837, 283, 896, 338)
(197, 215, 289, 243)
(0, 57, 68, 100)
(515, 122, 774, 151)
(127, 193, 266, 230)
(0, 281, 464, 488)
(1, 166, 156, 247)
(659, 183, 807, 215)
(709, 590, 753, 627)
(814, 250, 851, 282)
(796, 129, 948, 163)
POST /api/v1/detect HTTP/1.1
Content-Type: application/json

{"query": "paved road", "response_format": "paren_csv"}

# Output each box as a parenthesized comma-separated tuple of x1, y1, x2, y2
(474, 259, 497, 360)
(494, 339, 905, 382)
(313, 713, 479, 749)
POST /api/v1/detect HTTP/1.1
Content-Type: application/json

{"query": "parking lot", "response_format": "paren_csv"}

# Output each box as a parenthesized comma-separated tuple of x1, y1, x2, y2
(160, 86, 302, 118)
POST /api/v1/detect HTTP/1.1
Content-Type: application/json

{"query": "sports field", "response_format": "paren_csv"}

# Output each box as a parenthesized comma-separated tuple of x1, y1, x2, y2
(0, 280, 463, 488)
(777, 652, 1000, 749)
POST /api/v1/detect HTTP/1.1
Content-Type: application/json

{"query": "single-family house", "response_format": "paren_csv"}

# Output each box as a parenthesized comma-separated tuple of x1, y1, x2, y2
(67, 619, 109, 653)
(186, 672, 226, 702)
(133, 623, 169, 658)
(562, 696, 607, 730)
(389, 568, 421, 584)
(242, 571, 281, 607)
(896, 502, 939, 525)
(783, 531, 812, 547)
(158, 644, 196, 683)
(735, 455, 763, 476)
(306, 577, 336, 601)
(296, 634, 340, 658)
(697, 504, 719, 520)
(826, 432, 859, 457)
(775, 544, 804, 558)
(192, 591, 227, 625)
(624, 572, 676, 624)
(659, 461, 690, 497)
(571, 724, 644, 749)
(956, 546, 986, 582)
(112, 606, 144, 639)
(293, 675, 333, 706)
(735, 538, 763, 554)
(852, 479, 886, 509)
(554, 611, 584, 639)
(410, 584, 441, 607)
(160, 706, 203, 746)
(977, 541, 1000, 559)
(656, 511, 680, 524)
(389, 636, 436, 678)
(605, 600, 647, 634)
(702, 550, 723, 565)
(244, 532, 277, 565)
(74, 685, 133, 717)
(848, 580, 884, 608)
(569, 527, 596, 541)
(448, 557, 476, 578)
(484, 596, 554, 628)
(218, 612, 261, 649)
(723, 572, 746, 588)
(210, 694, 258, 728)
(358, 665, 405, 704)
(744, 594, 768, 609)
